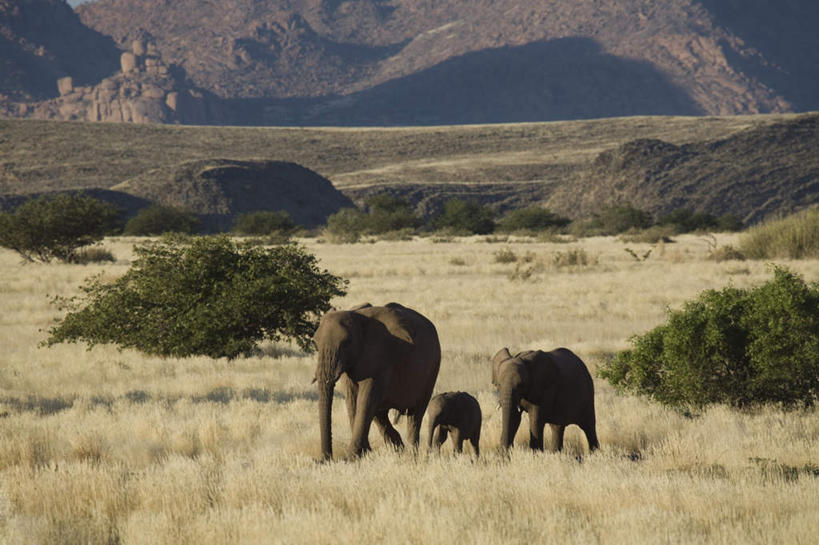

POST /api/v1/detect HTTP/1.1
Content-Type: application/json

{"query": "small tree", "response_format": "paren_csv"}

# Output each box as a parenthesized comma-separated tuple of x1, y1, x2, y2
(433, 199, 496, 235)
(363, 195, 421, 233)
(123, 204, 201, 236)
(659, 208, 718, 233)
(234, 210, 296, 236)
(324, 207, 369, 242)
(46, 236, 347, 358)
(497, 207, 570, 233)
(593, 204, 653, 234)
(600, 266, 819, 409)
(0, 193, 120, 262)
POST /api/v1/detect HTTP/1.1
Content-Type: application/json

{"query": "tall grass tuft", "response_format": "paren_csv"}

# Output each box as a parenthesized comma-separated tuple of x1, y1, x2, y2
(739, 208, 819, 259)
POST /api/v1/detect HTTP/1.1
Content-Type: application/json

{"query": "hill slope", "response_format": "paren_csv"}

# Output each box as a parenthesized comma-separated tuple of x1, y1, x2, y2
(1, 113, 815, 224)
(546, 114, 819, 223)
(69, 0, 818, 124)
(111, 159, 354, 230)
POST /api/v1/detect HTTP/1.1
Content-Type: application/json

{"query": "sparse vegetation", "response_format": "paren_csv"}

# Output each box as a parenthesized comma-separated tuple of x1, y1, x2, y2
(739, 207, 819, 259)
(46, 236, 347, 358)
(601, 266, 819, 409)
(123, 203, 201, 236)
(0, 193, 120, 262)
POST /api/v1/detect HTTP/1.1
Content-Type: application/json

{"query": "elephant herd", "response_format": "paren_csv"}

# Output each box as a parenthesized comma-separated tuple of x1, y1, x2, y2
(313, 302, 598, 460)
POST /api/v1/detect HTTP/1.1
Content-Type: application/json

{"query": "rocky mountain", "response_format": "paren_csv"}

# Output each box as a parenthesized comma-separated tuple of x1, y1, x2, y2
(546, 114, 819, 224)
(2, 0, 818, 125)
(111, 159, 354, 231)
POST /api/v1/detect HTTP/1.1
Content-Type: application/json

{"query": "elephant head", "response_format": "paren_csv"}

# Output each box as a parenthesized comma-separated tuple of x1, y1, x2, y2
(492, 348, 558, 449)
(313, 308, 410, 459)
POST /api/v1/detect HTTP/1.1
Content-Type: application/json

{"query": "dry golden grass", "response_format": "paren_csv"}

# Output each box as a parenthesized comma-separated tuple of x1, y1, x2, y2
(1, 234, 817, 544)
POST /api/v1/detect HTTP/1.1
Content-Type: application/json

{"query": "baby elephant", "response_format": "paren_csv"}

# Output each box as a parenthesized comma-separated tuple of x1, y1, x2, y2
(427, 391, 482, 456)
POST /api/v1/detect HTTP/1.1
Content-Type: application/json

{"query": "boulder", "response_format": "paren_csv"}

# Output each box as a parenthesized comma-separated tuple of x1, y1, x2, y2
(120, 52, 137, 73)
(57, 76, 73, 96)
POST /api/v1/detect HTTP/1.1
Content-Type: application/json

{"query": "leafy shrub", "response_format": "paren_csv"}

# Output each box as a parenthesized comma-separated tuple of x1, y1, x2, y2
(46, 236, 347, 359)
(600, 267, 819, 409)
(739, 208, 819, 259)
(433, 199, 495, 235)
(497, 207, 570, 233)
(0, 193, 120, 263)
(659, 208, 718, 233)
(363, 195, 421, 234)
(324, 196, 422, 242)
(123, 204, 200, 236)
(324, 208, 368, 243)
(234, 210, 296, 236)
(571, 203, 653, 236)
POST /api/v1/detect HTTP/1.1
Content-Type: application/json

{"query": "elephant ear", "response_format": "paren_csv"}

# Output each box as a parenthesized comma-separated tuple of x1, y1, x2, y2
(526, 350, 559, 406)
(358, 313, 413, 376)
(491, 348, 513, 387)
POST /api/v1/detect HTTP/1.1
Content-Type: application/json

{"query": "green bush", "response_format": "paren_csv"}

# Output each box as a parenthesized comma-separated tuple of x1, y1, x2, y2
(324, 196, 422, 242)
(324, 208, 368, 243)
(364, 195, 421, 234)
(0, 193, 120, 262)
(123, 204, 200, 236)
(659, 208, 717, 233)
(739, 208, 819, 259)
(45, 236, 347, 359)
(600, 267, 819, 409)
(571, 203, 653, 236)
(234, 210, 296, 236)
(497, 207, 570, 233)
(433, 199, 496, 235)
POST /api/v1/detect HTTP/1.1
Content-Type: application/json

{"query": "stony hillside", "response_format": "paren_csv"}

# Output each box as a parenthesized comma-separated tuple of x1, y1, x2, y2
(111, 159, 354, 231)
(0, 0, 119, 102)
(546, 114, 819, 224)
(1, 113, 814, 226)
(3, 0, 819, 125)
(71, 0, 818, 124)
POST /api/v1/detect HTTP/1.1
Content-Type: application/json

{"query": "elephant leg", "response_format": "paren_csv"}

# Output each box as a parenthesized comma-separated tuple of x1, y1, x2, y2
(470, 429, 480, 457)
(344, 379, 370, 451)
(407, 402, 430, 450)
(528, 408, 546, 451)
(432, 426, 448, 450)
(549, 424, 565, 452)
(350, 379, 380, 456)
(374, 411, 404, 450)
(506, 407, 522, 448)
(452, 430, 464, 453)
(581, 420, 599, 452)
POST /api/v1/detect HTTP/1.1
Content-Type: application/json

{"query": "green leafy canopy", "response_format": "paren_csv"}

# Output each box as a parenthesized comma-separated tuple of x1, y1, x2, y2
(45, 236, 347, 359)
(600, 266, 819, 410)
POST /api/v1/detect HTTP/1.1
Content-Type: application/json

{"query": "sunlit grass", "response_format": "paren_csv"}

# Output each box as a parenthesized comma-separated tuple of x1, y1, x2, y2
(0, 234, 817, 544)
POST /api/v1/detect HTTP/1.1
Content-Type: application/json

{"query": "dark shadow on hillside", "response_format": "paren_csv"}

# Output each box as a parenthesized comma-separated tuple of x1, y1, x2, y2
(700, 0, 819, 112)
(2, 1, 121, 100)
(225, 37, 702, 126)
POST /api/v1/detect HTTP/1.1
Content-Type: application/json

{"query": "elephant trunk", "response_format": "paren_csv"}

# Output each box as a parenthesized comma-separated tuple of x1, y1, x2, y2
(317, 347, 341, 460)
(499, 383, 518, 449)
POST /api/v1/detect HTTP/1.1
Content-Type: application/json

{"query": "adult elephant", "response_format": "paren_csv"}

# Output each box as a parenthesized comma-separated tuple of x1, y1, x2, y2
(314, 302, 441, 460)
(492, 347, 599, 452)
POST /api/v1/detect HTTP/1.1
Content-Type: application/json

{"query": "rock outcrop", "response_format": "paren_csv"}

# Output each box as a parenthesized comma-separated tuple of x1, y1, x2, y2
(110, 158, 355, 230)
(9, 36, 219, 124)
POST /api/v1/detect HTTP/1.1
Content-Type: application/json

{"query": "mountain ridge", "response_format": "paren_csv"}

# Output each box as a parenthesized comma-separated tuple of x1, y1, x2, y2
(3, 0, 819, 124)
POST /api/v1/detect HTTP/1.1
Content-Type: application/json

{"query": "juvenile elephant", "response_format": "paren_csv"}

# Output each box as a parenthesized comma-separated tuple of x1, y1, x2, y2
(427, 391, 482, 456)
(492, 347, 599, 452)
(314, 302, 441, 460)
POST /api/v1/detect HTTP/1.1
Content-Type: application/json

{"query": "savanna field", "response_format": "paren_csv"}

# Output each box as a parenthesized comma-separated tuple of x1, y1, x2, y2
(1, 234, 817, 544)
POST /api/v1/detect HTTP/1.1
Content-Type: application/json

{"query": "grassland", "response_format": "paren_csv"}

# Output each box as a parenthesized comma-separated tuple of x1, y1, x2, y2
(0, 234, 817, 544)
